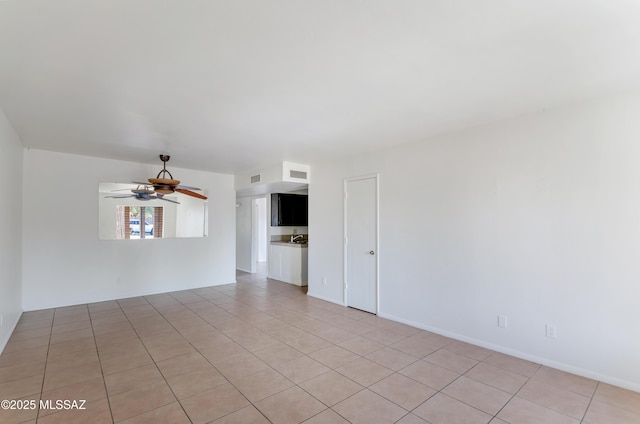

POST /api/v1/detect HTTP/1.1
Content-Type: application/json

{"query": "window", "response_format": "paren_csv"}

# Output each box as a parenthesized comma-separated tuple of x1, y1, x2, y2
(116, 206, 164, 239)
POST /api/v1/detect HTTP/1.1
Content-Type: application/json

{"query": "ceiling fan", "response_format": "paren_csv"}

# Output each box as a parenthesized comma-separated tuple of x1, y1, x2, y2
(135, 155, 207, 200)
(105, 185, 181, 204)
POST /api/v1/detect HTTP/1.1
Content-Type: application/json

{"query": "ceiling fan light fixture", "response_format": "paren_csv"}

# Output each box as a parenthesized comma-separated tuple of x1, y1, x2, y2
(149, 177, 180, 185)
(131, 187, 155, 195)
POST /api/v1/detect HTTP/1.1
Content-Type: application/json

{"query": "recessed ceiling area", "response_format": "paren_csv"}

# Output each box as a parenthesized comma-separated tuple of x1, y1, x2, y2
(1, 0, 640, 173)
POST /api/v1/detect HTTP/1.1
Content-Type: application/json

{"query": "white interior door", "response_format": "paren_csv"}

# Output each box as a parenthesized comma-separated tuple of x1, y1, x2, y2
(345, 176, 378, 313)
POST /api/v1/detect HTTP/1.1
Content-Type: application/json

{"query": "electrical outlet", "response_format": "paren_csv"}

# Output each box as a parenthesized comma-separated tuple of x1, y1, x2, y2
(546, 324, 557, 339)
(498, 315, 508, 328)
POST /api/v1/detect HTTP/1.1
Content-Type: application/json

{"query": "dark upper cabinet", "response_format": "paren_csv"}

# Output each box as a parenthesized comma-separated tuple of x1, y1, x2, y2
(271, 193, 308, 226)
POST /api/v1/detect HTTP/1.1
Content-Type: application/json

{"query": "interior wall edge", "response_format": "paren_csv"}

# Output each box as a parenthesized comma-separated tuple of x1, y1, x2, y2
(0, 311, 22, 356)
(306, 291, 346, 307)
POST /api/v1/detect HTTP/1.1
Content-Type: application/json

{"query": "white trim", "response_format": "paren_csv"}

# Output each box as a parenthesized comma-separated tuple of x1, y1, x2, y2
(22, 280, 237, 312)
(0, 312, 22, 355)
(378, 311, 640, 393)
(307, 291, 346, 306)
(250, 198, 258, 274)
(307, 287, 640, 393)
(343, 174, 379, 314)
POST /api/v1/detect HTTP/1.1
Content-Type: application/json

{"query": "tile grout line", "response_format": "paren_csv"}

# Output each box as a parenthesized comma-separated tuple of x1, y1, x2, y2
(174, 286, 362, 423)
(163, 291, 263, 424)
(509, 365, 596, 423)
(231, 280, 428, 423)
(487, 368, 531, 423)
(403, 345, 491, 421)
(87, 303, 116, 424)
(143, 290, 300, 422)
(580, 381, 599, 424)
(173, 293, 279, 423)
(184, 288, 348, 424)
(116, 296, 194, 423)
(34, 310, 54, 422)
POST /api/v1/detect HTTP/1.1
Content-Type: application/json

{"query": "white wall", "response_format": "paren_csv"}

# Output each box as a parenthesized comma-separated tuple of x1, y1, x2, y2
(175, 193, 208, 238)
(0, 109, 23, 352)
(308, 90, 640, 392)
(22, 150, 236, 310)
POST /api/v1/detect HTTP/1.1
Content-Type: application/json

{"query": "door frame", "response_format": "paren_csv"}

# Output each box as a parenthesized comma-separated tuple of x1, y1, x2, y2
(250, 196, 268, 274)
(343, 174, 379, 313)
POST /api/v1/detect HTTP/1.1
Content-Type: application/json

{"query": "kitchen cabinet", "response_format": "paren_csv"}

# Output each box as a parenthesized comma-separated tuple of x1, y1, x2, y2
(268, 242, 308, 286)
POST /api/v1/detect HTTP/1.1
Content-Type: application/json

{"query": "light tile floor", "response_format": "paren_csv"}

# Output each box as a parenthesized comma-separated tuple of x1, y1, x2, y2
(0, 271, 639, 423)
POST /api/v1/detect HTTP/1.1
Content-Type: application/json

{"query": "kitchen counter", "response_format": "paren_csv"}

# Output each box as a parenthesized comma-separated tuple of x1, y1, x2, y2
(270, 241, 308, 248)
(269, 238, 308, 286)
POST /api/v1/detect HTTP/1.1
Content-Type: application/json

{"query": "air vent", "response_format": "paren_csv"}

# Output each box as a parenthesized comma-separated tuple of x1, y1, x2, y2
(289, 170, 307, 179)
(250, 174, 261, 184)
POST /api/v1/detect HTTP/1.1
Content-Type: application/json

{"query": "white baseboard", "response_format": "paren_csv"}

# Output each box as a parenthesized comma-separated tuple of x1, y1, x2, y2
(0, 311, 22, 355)
(307, 291, 346, 306)
(22, 280, 237, 312)
(288, 292, 640, 394)
(378, 311, 640, 394)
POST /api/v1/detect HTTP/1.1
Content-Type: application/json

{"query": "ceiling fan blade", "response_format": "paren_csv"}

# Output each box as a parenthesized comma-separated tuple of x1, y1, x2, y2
(132, 181, 152, 185)
(175, 184, 202, 191)
(175, 188, 208, 200)
(156, 196, 181, 204)
(105, 194, 135, 198)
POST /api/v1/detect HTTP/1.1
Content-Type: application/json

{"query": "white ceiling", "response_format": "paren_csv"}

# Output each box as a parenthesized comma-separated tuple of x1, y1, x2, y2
(1, 1, 640, 174)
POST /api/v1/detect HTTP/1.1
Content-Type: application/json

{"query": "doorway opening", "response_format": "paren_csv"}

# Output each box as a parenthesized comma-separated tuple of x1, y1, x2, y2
(254, 197, 268, 276)
(235, 188, 308, 284)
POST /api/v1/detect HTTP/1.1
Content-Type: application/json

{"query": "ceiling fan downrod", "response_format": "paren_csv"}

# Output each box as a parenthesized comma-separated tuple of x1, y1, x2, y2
(156, 154, 174, 179)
